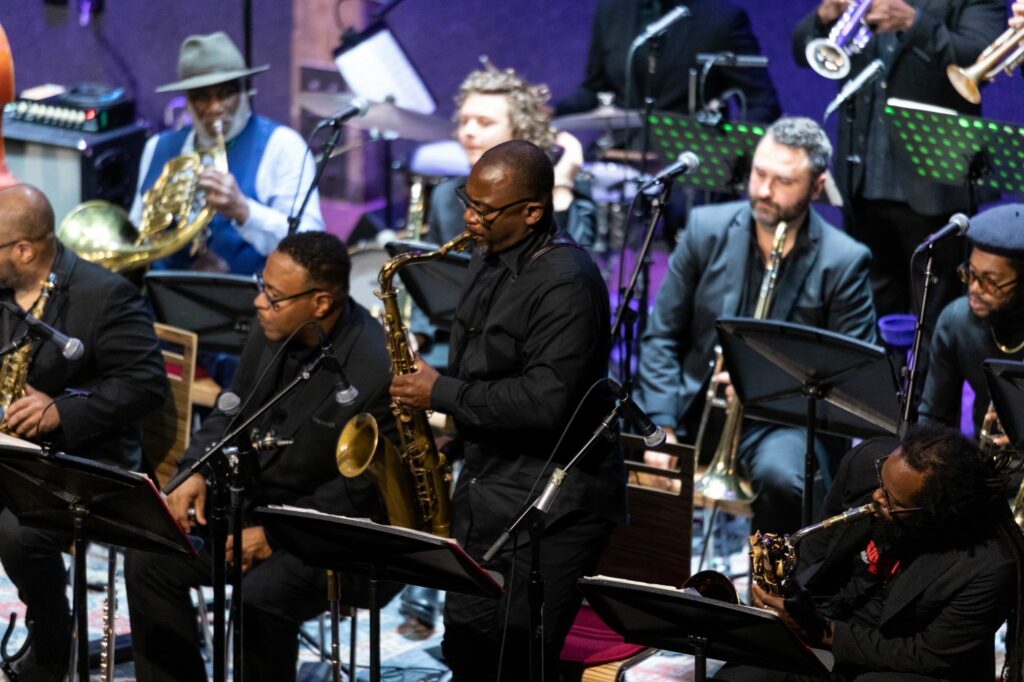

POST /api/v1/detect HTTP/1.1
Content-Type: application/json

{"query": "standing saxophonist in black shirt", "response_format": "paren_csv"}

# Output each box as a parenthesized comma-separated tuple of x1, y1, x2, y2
(390, 140, 625, 681)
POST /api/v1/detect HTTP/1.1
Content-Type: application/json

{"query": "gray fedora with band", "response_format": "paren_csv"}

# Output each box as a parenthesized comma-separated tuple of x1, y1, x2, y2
(156, 31, 269, 93)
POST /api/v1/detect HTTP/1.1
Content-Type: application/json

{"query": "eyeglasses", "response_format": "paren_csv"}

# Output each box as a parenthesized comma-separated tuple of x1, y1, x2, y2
(874, 455, 924, 517)
(254, 272, 321, 311)
(957, 263, 1018, 298)
(454, 184, 534, 227)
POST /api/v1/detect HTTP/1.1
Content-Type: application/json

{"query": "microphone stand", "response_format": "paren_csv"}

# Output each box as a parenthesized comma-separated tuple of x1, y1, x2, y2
(162, 348, 333, 682)
(287, 121, 347, 236)
(611, 179, 674, 387)
(482, 401, 624, 682)
(900, 243, 937, 436)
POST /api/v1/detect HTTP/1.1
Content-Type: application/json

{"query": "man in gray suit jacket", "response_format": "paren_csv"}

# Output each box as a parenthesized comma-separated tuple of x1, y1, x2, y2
(638, 117, 877, 534)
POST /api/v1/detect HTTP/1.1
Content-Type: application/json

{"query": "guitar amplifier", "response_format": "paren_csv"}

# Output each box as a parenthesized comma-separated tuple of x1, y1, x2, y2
(2, 116, 148, 224)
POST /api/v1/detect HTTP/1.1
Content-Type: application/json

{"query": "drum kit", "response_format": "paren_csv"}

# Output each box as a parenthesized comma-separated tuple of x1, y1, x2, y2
(299, 89, 658, 301)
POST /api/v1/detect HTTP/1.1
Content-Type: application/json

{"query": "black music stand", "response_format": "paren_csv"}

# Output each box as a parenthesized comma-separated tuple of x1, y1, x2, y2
(984, 359, 1024, 451)
(578, 576, 831, 681)
(257, 506, 503, 682)
(715, 318, 902, 525)
(0, 441, 196, 681)
(645, 114, 764, 195)
(145, 271, 258, 354)
(384, 239, 470, 332)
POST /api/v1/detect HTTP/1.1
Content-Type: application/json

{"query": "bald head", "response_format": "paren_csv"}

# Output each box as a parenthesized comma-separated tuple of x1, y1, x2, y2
(475, 140, 554, 204)
(0, 185, 55, 243)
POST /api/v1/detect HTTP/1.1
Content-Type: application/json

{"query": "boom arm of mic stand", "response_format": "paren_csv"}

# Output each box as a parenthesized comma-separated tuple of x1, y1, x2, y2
(287, 122, 346, 236)
(611, 181, 673, 344)
(482, 403, 621, 563)
(162, 349, 330, 495)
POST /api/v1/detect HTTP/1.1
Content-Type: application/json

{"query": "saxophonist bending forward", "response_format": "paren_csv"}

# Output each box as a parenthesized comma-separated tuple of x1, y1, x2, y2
(390, 140, 625, 681)
(0, 184, 168, 681)
(717, 425, 1017, 681)
(125, 232, 397, 682)
(637, 117, 877, 534)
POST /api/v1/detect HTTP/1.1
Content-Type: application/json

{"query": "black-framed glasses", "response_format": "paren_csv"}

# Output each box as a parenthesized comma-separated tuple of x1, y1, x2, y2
(874, 455, 924, 517)
(454, 184, 534, 227)
(254, 272, 320, 311)
(957, 263, 1018, 298)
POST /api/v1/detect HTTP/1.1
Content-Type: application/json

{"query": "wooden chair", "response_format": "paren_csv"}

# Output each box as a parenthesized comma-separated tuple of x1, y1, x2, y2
(560, 434, 694, 682)
(141, 322, 197, 488)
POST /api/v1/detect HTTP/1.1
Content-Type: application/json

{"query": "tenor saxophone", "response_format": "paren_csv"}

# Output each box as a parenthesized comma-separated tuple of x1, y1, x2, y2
(336, 230, 474, 537)
(0, 273, 56, 433)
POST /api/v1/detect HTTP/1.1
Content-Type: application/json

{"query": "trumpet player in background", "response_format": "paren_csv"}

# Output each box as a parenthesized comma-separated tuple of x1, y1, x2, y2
(637, 117, 876, 535)
(792, 0, 1003, 414)
(714, 425, 1018, 682)
(129, 31, 324, 276)
(0, 184, 167, 682)
(919, 204, 1024, 434)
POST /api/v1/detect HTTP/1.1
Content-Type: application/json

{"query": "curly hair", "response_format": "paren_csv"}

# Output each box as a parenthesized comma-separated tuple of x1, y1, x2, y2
(900, 424, 998, 540)
(275, 232, 351, 300)
(454, 68, 556, 150)
(765, 116, 832, 179)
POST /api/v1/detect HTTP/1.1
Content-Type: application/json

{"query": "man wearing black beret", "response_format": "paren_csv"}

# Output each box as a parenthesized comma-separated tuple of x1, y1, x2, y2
(919, 204, 1024, 434)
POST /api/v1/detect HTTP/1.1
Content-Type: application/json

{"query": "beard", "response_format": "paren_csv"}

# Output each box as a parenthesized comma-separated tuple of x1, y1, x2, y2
(749, 195, 812, 230)
(870, 513, 941, 556)
(188, 93, 251, 147)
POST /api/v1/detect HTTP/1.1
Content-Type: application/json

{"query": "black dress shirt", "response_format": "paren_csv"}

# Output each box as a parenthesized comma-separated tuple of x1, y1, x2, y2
(431, 225, 625, 524)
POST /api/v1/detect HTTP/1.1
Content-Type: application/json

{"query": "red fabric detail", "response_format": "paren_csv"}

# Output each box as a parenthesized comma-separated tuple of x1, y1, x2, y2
(559, 604, 645, 665)
(864, 539, 901, 579)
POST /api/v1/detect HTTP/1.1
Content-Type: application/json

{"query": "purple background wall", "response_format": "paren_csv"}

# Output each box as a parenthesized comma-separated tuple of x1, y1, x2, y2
(1, 0, 1022, 201)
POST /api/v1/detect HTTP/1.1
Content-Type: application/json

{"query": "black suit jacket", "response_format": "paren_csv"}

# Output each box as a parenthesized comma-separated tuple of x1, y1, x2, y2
(0, 245, 167, 467)
(181, 300, 396, 538)
(556, 0, 780, 123)
(792, 0, 1004, 216)
(798, 437, 1015, 680)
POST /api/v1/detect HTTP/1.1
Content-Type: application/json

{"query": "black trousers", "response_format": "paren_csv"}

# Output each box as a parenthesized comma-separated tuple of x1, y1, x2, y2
(125, 539, 330, 682)
(0, 509, 73, 667)
(442, 506, 614, 682)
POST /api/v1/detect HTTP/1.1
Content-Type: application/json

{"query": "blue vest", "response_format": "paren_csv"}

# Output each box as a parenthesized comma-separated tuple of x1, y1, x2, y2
(142, 115, 279, 274)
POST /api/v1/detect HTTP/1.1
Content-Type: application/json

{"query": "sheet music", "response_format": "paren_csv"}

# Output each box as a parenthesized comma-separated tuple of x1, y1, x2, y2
(266, 504, 458, 544)
(334, 29, 435, 114)
(0, 431, 42, 452)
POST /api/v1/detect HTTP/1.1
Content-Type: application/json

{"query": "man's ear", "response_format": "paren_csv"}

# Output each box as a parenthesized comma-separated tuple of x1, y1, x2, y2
(524, 201, 545, 228)
(312, 290, 335, 319)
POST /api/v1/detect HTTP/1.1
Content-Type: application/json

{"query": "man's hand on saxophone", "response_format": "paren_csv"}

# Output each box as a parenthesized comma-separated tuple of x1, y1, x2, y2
(3, 384, 59, 438)
(391, 356, 440, 411)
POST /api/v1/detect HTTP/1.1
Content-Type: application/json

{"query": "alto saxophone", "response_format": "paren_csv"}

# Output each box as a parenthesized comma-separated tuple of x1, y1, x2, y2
(336, 230, 474, 537)
(750, 503, 876, 596)
(0, 273, 56, 433)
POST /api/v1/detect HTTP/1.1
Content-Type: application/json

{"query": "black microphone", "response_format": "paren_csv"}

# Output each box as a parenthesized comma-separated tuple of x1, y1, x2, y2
(0, 302, 84, 360)
(824, 58, 885, 120)
(631, 5, 690, 48)
(639, 151, 700, 191)
(319, 97, 370, 128)
(319, 332, 359, 406)
(915, 213, 970, 252)
(606, 379, 666, 447)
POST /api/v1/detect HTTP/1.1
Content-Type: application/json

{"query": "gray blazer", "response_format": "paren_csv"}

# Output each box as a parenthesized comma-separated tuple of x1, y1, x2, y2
(638, 200, 877, 433)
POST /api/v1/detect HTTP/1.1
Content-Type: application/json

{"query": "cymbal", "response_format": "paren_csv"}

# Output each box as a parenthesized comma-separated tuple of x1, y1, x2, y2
(552, 106, 645, 132)
(298, 92, 453, 142)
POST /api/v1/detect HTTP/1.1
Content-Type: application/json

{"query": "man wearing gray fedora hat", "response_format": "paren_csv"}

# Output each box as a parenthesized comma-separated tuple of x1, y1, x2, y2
(128, 31, 323, 275)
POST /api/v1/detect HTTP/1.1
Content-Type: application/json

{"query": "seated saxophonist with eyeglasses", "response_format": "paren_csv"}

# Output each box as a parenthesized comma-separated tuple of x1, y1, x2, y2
(714, 425, 1018, 682)
(128, 31, 324, 276)
(919, 205, 1024, 437)
(0, 184, 168, 682)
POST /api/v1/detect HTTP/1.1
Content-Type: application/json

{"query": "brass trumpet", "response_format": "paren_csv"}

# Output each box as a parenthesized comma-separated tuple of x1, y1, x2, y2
(947, 26, 1024, 104)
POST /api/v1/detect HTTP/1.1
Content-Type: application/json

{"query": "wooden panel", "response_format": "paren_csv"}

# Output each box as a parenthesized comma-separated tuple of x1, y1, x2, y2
(141, 323, 197, 489)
